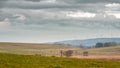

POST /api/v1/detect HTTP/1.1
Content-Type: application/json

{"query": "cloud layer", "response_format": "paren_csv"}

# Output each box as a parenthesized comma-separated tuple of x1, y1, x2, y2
(0, 0, 120, 43)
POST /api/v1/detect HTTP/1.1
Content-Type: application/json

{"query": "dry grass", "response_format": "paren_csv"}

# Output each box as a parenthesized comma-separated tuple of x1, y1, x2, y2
(0, 42, 80, 55)
(88, 46, 120, 52)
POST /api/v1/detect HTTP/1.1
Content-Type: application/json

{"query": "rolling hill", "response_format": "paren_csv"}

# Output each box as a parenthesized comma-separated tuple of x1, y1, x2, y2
(52, 38, 120, 47)
(88, 45, 120, 52)
(0, 42, 80, 55)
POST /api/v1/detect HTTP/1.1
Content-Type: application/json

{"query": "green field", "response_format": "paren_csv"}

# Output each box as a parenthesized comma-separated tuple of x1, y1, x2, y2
(0, 53, 120, 68)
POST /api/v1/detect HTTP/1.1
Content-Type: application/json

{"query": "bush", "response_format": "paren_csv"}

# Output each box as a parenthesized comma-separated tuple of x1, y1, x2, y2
(83, 51, 88, 56)
(64, 50, 73, 57)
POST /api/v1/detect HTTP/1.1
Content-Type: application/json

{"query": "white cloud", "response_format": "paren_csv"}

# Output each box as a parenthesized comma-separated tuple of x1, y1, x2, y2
(108, 13, 120, 18)
(0, 18, 11, 29)
(40, 0, 57, 3)
(66, 11, 96, 18)
(105, 3, 120, 7)
(106, 11, 120, 19)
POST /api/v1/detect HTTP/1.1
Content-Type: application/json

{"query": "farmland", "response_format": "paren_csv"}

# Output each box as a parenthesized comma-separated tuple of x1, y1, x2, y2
(0, 42, 119, 58)
(0, 42, 120, 68)
(0, 42, 80, 56)
(0, 53, 120, 68)
(88, 46, 120, 52)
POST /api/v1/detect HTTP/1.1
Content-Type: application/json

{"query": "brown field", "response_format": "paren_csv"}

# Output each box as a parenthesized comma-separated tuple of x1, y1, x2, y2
(0, 42, 119, 60)
(0, 42, 81, 55)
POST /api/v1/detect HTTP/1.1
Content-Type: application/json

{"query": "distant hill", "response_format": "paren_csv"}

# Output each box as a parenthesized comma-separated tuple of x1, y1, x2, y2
(0, 42, 79, 55)
(88, 46, 120, 52)
(52, 38, 120, 47)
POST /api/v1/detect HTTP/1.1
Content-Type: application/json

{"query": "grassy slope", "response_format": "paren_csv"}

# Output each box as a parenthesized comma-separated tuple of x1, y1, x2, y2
(0, 42, 80, 55)
(0, 42, 120, 56)
(0, 53, 120, 68)
(88, 46, 120, 52)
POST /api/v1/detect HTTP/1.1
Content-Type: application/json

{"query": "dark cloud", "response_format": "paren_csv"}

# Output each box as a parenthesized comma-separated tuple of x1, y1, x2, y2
(0, 1, 105, 13)
(0, 0, 8, 2)
(61, 0, 120, 4)
(25, 0, 40, 2)
(0, 0, 117, 14)
(0, 0, 120, 10)
(0, 0, 8, 8)
(0, 0, 120, 29)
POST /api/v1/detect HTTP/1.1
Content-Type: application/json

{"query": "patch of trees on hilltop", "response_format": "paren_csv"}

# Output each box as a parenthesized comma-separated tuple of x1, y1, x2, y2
(95, 42, 119, 48)
(79, 42, 120, 48)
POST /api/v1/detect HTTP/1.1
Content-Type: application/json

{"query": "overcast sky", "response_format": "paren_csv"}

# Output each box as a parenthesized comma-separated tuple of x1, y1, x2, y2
(0, 0, 120, 43)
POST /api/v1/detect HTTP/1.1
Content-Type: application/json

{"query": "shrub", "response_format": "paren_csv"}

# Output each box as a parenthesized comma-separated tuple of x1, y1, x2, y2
(64, 50, 73, 57)
(83, 51, 88, 56)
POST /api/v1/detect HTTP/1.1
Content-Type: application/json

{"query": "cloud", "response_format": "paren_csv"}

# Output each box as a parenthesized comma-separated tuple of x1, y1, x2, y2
(25, 0, 40, 2)
(0, 0, 120, 43)
(0, 0, 106, 11)
(66, 11, 96, 18)
(1, 7, 119, 30)
(24, 0, 120, 4)
(13, 14, 26, 21)
(106, 11, 120, 19)
(60, 0, 120, 4)
(105, 3, 120, 7)
(0, 18, 11, 29)
(39, 0, 57, 3)
(0, 0, 8, 8)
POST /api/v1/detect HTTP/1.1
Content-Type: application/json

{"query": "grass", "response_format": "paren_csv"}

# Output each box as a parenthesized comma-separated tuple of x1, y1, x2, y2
(0, 42, 80, 55)
(0, 42, 119, 56)
(0, 53, 120, 68)
(88, 46, 120, 52)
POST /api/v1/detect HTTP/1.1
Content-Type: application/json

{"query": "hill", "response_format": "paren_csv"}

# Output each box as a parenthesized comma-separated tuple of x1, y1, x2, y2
(0, 42, 80, 55)
(0, 53, 119, 68)
(52, 38, 120, 46)
(88, 45, 120, 52)
(0, 42, 119, 57)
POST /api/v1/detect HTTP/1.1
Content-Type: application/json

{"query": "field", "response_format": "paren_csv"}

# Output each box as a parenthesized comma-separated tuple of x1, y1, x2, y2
(0, 42, 120, 59)
(0, 42, 80, 56)
(88, 46, 120, 52)
(0, 42, 120, 68)
(0, 53, 120, 68)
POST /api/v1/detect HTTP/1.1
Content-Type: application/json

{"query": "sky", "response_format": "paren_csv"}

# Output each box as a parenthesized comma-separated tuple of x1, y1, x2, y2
(0, 0, 120, 43)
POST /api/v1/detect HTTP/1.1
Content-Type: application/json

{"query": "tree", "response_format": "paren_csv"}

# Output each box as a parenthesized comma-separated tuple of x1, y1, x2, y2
(104, 42, 117, 47)
(64, 50, 73, 57)
(83, 51, 88, 56)
(79, 44, 84, 48)
(95, 42, 104, 48)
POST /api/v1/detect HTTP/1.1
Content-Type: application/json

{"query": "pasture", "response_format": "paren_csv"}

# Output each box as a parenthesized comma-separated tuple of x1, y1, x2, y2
(0, 42, 119, 59)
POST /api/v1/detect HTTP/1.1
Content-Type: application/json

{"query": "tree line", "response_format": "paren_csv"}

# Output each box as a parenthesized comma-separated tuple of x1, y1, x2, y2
(95, 42, 119, 48)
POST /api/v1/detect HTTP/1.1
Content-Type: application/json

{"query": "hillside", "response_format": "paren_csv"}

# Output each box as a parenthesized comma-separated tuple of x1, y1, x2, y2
(53, 38, 120, 46)
(0, 42, 119, 57)
(0, 53, 119, 68)
(0, 42, 76, 49)
(0, 42, 80, 55)
(88, 46, 120, 52)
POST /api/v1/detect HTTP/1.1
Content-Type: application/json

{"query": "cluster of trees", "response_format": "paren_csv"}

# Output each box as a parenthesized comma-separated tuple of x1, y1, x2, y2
(60, 50, 73, 57)
(95, 42, 119, 48)
(60, 50, 89, 57)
